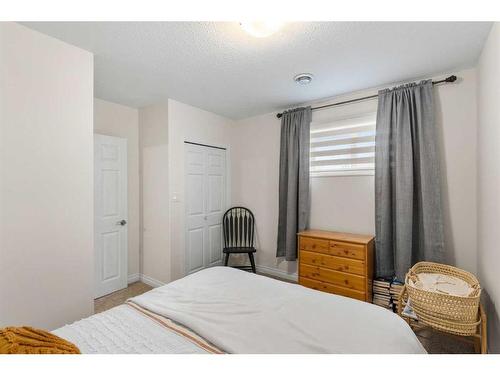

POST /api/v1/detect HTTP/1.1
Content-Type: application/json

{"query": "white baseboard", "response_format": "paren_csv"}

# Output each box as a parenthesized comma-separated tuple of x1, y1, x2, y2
(256, 264, 298, 282)
(140, 274, 165, 288)
(127, 273, 140, 284)
(130, 267, 297, 287)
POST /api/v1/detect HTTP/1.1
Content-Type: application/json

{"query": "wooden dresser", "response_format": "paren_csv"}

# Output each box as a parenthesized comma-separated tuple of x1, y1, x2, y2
(298, 230, 374, 302)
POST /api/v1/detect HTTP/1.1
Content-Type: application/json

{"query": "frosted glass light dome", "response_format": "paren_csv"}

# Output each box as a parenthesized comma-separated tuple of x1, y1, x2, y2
(240, 21, 284, 38)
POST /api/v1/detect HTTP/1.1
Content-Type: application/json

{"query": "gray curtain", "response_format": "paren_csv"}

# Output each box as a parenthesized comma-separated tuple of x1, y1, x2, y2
(276, 107, 312, 261)
(375, 80, 445, 280)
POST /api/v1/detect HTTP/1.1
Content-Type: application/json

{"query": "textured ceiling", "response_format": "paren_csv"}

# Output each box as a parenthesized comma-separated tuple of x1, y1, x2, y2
(22, 22, 492, 119)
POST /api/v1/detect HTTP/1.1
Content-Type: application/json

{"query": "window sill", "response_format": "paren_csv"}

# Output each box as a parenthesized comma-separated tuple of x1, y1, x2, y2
(311, 170, 375, 178)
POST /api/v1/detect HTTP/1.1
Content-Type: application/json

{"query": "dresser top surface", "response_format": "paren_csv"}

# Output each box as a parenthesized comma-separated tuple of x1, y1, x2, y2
(298, 230, 374, 244)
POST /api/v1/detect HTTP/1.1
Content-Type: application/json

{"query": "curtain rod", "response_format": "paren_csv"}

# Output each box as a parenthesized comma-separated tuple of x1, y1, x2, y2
(276, 75, 457, 119)
(184, 141, 226, 150)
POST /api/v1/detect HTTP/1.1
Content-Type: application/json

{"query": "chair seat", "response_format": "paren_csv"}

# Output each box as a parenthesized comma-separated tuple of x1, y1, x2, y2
(223, 247, 257, 254)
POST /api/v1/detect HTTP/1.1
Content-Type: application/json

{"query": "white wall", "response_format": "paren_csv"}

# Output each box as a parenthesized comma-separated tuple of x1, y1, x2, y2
(230, 112, 290, 274)
(477, 23, 500, 353)
(139, 103, 170, 284)
(231, 68, 478, 278)
(137, 99, 233, 284)
(0, 23, 94, 329)
(436, 69, 478, 273)
(94, 98, 140, 279)
(168, 99, 234, 280)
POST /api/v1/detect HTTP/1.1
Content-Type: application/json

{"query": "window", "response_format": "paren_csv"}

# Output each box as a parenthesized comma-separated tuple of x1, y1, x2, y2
(310, 112, 376, 177)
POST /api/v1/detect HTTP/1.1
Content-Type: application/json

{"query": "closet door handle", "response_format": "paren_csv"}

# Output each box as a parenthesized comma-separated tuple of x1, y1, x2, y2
(116, 219, 127, 226)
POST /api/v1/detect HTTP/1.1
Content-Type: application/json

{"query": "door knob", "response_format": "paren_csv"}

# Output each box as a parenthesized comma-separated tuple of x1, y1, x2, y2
(117, 219, 127, 226)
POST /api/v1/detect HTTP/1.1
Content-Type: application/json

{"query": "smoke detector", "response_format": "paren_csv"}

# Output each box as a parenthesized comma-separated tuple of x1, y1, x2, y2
(294, 73, 314, 85)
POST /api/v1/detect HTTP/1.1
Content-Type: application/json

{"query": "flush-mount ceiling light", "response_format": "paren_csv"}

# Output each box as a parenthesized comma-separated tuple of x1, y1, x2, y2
(294, 73, 314, 85)
(240, 21, 284, 38)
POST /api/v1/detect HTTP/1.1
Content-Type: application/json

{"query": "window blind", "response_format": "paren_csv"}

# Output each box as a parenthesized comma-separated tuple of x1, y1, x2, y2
(310, 113, 376, 176)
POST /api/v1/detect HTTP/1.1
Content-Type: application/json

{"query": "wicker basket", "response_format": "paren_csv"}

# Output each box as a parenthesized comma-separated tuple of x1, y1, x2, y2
(404, 261, 481, 336)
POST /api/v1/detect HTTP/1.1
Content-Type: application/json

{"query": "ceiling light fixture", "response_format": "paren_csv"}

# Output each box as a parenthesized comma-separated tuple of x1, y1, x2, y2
(294, 73, 314, 85)
(240, 21, 284, 38)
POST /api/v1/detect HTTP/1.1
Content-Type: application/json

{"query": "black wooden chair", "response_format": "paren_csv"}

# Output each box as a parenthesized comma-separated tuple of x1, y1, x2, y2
(222, 207, 256, 273)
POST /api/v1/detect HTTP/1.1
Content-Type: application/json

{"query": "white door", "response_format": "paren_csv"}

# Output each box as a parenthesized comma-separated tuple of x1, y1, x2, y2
(185, 143, 226, 274)
(94, 134, 128, 298)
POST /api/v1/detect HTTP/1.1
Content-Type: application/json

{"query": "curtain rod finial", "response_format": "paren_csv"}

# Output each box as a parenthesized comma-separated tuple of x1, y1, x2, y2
(277, 113, 283, 119)
(446, 75, 457, 83)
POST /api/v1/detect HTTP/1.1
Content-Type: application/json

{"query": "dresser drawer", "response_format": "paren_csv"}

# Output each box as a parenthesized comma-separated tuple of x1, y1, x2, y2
(299, 263, 366, 291)
(300, 250, 365, 276)
(299, 237, 330, 253)
(328, 240, 365, 260)
(300, 277, 366, 301)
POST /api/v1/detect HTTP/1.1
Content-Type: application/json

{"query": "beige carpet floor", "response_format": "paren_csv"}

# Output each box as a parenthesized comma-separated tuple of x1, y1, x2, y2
(94, 282, 152, 314)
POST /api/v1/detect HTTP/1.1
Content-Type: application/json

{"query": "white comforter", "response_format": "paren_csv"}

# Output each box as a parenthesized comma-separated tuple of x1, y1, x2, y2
(53, 304, 207, 354)
(130, 267, 426, 354)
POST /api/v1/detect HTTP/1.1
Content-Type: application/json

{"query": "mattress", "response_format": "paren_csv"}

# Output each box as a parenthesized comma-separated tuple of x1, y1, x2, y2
(55, 267, 426, 354)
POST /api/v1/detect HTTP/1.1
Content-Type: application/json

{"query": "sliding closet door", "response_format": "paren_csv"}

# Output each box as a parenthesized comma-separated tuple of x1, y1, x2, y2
(185, 145, 206, 273)
(205, 148, 226, 266)
(185, 143, 226, 274)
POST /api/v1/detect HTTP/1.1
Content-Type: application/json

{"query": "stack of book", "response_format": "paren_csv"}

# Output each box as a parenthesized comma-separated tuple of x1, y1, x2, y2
(389, 280, 404, 312)
(372, 278, 392, 309)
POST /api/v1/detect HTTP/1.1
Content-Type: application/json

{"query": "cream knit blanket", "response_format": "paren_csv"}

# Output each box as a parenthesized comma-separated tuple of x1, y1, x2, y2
(408, 273, 474, 297)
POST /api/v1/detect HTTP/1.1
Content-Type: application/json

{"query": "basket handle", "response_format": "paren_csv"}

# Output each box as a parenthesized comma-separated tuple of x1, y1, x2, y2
(397, 285, 407, 316)
(407, 269, 418, 284)
(470, 282, 481, 296)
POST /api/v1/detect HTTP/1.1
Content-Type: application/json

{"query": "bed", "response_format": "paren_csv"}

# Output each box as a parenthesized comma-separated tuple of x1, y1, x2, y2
(53, 267, 426, 354)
